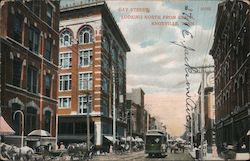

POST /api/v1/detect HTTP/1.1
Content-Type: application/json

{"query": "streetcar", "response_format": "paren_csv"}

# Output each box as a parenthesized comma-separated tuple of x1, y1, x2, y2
(145, 130, 167, 157)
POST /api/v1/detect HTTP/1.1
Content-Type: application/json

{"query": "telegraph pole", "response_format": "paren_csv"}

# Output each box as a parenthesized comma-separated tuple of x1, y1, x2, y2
(86, 79, 90, 151)
(112, 66, 116, 145)
(191, 65, 214, 160)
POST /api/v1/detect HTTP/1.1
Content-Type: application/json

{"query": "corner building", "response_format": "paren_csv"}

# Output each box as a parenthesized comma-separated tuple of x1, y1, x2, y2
(58, 1, 130, 148)
(0, 0, 59, 146)
(210, 0, 250, 153)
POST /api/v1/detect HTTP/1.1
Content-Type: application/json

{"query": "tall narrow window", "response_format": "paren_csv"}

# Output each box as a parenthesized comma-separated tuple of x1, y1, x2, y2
(59, 75, 72, 91)
(44, 110, 51, 133)
(12, 14, 22, 43)
(59, 52, 72, 68)
(46, 4, 53, 26)
(45, 74, 52, 97)
(60, 30, 72, 46)
(29, 27, 40, 54)
(78, 95, 92, 114)
(12, 58, 22, 87)
(79, 50, 92, 67)
(26, 107, 37, 134)
(27, 66, 38, 93)
(45, 38, 52, 61)
(79, 27, 93, 44)
(79, 73, 92, 90)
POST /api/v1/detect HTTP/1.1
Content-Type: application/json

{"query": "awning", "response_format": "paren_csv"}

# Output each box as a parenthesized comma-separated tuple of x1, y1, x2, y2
(126, 136, 135, 142)
(135, 137, 144, 142)
(104, 136, 118, 143)
(0, 116, 15, 135)
(28, 129, 51, 137)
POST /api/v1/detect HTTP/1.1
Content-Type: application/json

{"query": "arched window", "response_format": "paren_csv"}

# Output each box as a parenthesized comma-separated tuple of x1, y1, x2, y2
(60, 30, 73, 46)
(79, 26, 93, 44)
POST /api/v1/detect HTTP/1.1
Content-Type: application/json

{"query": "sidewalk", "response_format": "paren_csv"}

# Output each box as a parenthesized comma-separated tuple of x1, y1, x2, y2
(189, 150, 223, 160)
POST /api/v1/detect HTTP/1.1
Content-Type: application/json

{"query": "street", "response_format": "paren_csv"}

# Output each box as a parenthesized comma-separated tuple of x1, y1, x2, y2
(93, 150, 193, 161)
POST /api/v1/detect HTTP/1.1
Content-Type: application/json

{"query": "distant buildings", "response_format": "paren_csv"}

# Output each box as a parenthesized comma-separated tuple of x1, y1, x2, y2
(126, 88, 146, 137)
(210, 0, 250, 153)
(0, 0, 59, 147)
(57, 1, 130, 148)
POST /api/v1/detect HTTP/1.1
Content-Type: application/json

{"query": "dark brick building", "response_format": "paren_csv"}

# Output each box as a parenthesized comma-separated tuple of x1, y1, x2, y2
(210, 0, 250, 153)
(0, 0, 59, 147)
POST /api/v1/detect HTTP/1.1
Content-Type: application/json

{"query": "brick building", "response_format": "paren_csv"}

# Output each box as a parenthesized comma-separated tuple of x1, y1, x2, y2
(210, 0, 250, 153)
(0, 0, 59, 147)
(126, 88, 145, 137)
(58, 1, 130, 148)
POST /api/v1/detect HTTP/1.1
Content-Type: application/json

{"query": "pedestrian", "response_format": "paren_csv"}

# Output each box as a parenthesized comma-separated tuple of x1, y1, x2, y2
(59, 142, 65, 150)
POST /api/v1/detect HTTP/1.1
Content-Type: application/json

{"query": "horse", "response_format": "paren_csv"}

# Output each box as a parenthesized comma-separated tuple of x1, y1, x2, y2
(169, 143, 178, 153)
(177, 143, 185, 153)
(0, 143, 34, 161)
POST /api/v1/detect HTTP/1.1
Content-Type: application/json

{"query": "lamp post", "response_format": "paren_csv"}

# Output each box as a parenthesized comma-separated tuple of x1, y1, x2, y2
(13, 110, 24, 148)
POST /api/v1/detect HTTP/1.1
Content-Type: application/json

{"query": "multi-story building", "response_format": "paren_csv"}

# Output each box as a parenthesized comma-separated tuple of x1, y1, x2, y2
(126, 88, 145, 137)
(210, 0, 250, 153)
(0, 0, 59, 147)
(197, 84, 215, 152)
(58, 1, 130, 148)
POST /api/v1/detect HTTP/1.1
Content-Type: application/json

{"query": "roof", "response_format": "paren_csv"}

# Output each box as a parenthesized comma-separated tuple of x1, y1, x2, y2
(60, 0, 130, 52)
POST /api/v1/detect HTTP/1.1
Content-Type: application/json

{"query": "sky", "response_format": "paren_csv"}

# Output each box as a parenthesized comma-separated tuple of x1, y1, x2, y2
(61, 0, 221, 136)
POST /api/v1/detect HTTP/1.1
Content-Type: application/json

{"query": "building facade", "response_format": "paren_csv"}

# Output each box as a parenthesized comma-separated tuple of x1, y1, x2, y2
(126, 88, 145, 137)
(58, 1, 130, 148)
(210, 0, 250, 153)
(0, 0, 59, 147)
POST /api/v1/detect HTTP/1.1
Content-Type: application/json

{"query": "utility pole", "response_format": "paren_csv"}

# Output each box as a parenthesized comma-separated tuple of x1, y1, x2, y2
(191, 108, 194, 150)
(191, 65, 214, 160)
(86, 79, 90, 151)
(112, 66, 116, 145)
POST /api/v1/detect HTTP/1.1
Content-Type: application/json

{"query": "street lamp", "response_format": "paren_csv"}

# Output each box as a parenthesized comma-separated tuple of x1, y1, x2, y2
(13, 110, 24, 147)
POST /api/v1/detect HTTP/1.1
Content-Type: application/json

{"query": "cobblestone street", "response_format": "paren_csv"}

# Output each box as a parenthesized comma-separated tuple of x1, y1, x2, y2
(93, 150, 193, 161)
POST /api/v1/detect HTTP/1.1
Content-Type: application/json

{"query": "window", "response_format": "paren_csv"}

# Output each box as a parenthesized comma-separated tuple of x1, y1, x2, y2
(59, 52, 72, 68)
(79, 27, 93, 44)
(79, 73, 92, 90)
(79, 95, 92, 114)
(45, 74, 52, 97)
(27, 66, 38, 93)
(12, 58, 22, 87)
(102, 56, 109, 73)
(103, 36, 110, 52)
(59, 75, 71, 91)
(29, 27, 40, 54)
(79, 50, 92, 67)
(45, 38, 52, 61)
(26, 1, 40, 17)
(60, 30, 72, 46)
(102, 77, 109, 94)
(26, 107, 37, 134)
(44, 110, 51, 133)
(59, 97, 71, 108)
(46, 4, 53, 26)
(12, 14, 22, 43)
(102, 99, 109, 117)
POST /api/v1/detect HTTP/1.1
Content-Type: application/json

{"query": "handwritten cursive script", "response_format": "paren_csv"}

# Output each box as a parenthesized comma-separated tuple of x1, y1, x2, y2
(170, 5, 197, 130)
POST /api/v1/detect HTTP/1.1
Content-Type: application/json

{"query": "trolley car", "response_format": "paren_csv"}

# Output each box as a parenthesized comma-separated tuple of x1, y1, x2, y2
(145, 130, 167, 157)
